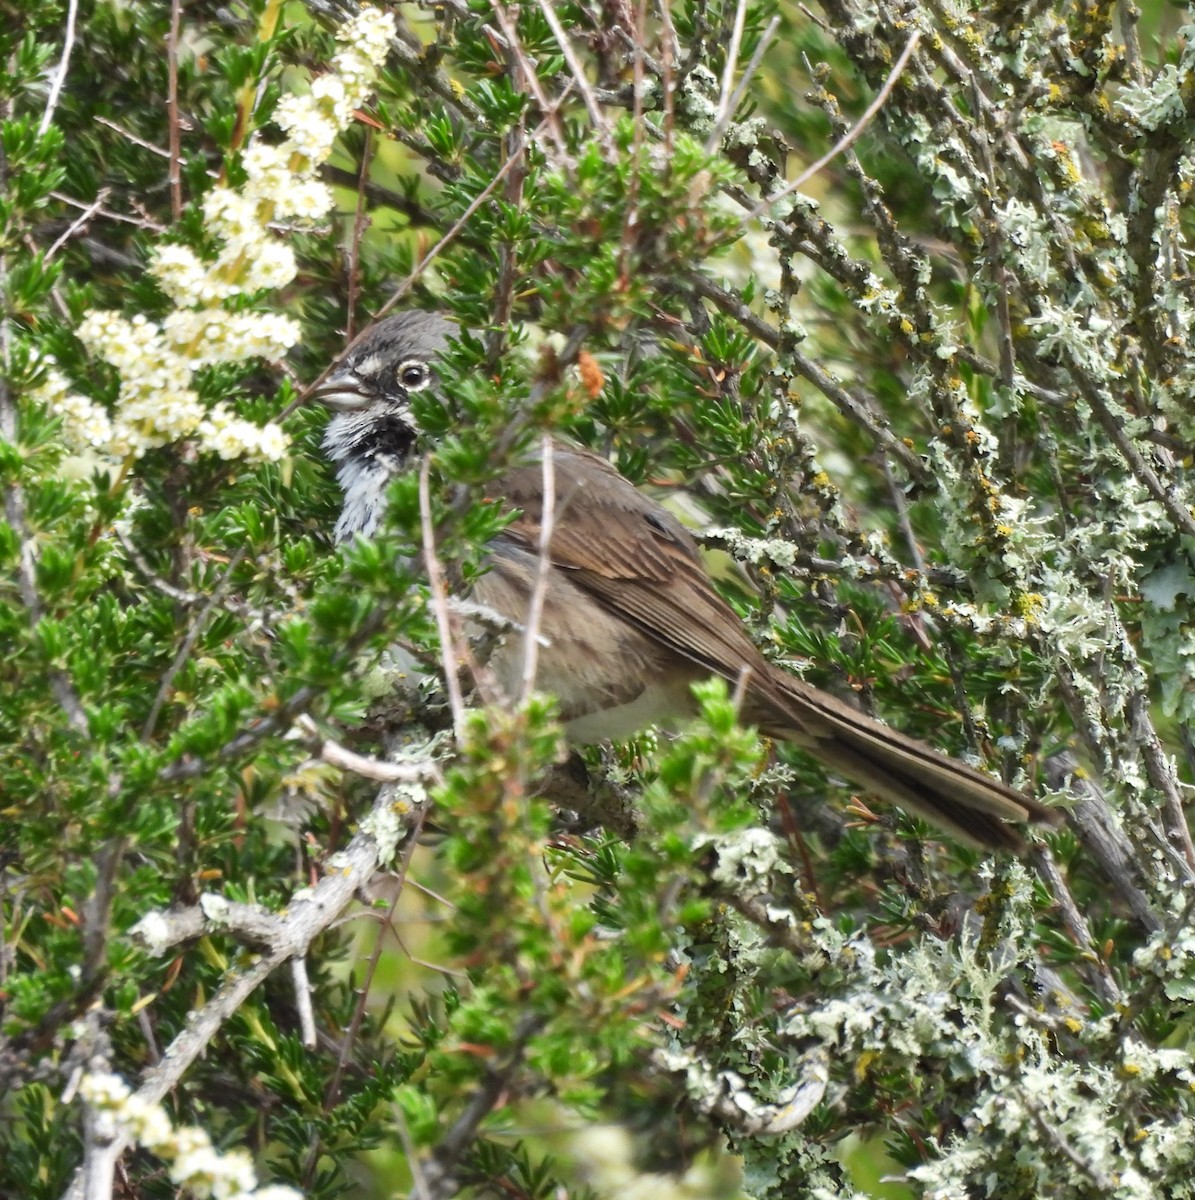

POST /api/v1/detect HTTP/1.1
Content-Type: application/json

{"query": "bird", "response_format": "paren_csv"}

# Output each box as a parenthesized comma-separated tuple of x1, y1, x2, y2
(315, 310, 1060, 851)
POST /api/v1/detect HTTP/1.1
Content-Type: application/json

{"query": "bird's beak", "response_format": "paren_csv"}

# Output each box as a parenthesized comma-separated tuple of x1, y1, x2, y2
(310, 368, 373, 412)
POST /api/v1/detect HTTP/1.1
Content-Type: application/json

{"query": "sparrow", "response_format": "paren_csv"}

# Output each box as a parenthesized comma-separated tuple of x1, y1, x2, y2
(316, 310, 1059, 851)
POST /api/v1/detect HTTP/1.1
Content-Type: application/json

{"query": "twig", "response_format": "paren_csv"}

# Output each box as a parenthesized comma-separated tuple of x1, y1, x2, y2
(290, 957, 317, 1049)
(293, 713, 441, 782)
(420, 458, 467, 735)
(158, 684, 318, 781)
(0, 313, 89, 734)
(532, 0, 608, 135)
(712, 0, 749, 139)
(686, 271, 929, 482)
(93, 116, 170, 158)
(81, 838, 126, 990)
(166, 0, 183, 221)
(158, 596, 391, 782)
(377, 125, 540, 323)
(657, 0, 678, 153)
(616, 0, 649, 282)
(38, 0, 80, 136)
(705, 14, 781, 152)
(488, 1, 570, 162)
(419, 1013, 546, 1199)
(114, 527, 203, 604)
(393, 1105, 432, 1200)
(1030, 845, 1122, 1008)
(141, 548, 247, 741)
(1075, 376, 1195, 540)
(749, 31, 920, 220)
(80, 1106, 120, 1200)
(1019, 1091, 1117, 1193)
(520, 437, 556, 700)
(130, 895, 292, 953)
(345, 126, 375, 342)
(1126, 686, 1195, 871)
(1041, 749, 1160, 934)
(49, 191, 164, 231)
(45, 188, 110, 260)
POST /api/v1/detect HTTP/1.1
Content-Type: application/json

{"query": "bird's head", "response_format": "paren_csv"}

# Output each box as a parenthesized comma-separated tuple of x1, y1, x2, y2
(314, 311, 456, 539)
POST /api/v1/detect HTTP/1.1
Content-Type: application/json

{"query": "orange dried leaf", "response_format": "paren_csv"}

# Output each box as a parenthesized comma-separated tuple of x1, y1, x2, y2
(577, 349, 605, 398)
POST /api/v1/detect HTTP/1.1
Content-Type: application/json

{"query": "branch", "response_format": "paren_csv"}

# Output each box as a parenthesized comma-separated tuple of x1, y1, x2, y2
(418, 1013, 546, 1200)
(61, 767, 437, 1200)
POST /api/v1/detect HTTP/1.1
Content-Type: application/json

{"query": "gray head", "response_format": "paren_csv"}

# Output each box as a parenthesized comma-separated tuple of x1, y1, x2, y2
(315, 311, 456, 540)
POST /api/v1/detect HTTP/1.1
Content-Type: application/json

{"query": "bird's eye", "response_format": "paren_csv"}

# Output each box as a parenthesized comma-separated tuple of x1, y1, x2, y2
(397, 360, 431, 391)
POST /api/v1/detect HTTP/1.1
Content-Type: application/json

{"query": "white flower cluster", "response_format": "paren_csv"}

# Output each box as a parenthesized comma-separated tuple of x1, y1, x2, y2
(38, 7, 395, 467)
(79, 1072, 302, 1200)
(32, 359, 113, 454)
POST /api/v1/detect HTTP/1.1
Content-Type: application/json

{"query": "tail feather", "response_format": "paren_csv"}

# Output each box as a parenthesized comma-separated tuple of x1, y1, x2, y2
(752, 667, 1061, 851)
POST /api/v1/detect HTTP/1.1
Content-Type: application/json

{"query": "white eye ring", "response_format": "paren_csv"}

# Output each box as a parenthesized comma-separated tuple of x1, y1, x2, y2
(397, 359, 432, 392)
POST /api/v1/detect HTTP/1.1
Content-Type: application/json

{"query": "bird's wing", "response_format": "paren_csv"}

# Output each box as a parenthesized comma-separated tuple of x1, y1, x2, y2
(492, 443, 769, 684)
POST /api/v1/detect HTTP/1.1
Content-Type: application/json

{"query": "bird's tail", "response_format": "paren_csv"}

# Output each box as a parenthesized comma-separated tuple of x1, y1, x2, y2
(751, 666, 1061, 852)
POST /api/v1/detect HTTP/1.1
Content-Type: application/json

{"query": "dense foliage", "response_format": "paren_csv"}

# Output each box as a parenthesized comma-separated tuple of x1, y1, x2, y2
(5, 0, 1195, 1197)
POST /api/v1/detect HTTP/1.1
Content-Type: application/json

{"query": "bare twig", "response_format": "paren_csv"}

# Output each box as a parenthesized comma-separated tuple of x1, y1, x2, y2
(293, 713, 443, 782)
(488, 1, 570, 162)
(420, 458, 467, 735)
(532, 0, 609, 134)
(114, 527, 203, 604)
(615, 0, 649, 282)
(290, 957, 317, 1049)
(749, 31, 920, 220)
(49, 190, 165, 231)
(302, 803, 429, 1189)
(378, 128, 538, 324)
(141, 548, 247, 741)
(345, 126, 375, 342)
(686, 271, 929, 482)
(520, 437, 556, 700)
(288, 122, 547, 422)
(712, 0, 749, 139)
(45, 189, 111, 260)
(705, 14, 781, 152)
(93, 116, 171, 158)
(38, 0, 80, 135)
(166, 0, 183, 221)
(657, 0, 678, 153)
